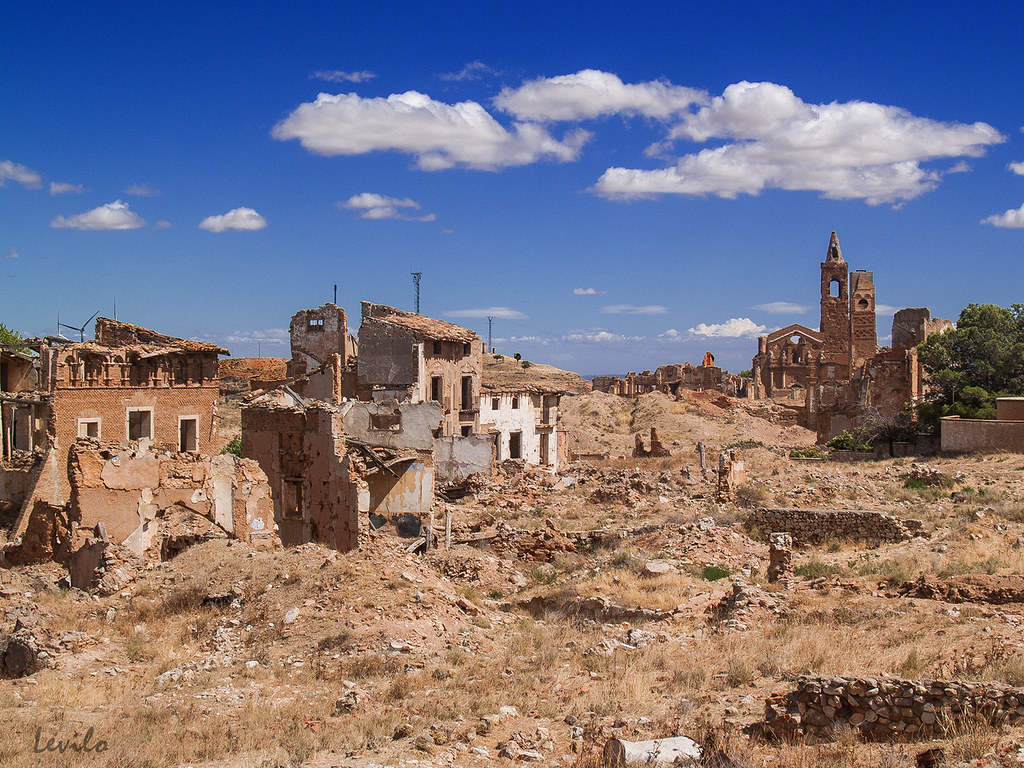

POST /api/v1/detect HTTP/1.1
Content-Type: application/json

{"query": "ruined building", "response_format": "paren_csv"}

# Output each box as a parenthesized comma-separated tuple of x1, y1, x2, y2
(2, 317, 227, 509)
(593, 353, 747, 398)
(286, 302, 358, 402)
(356, 302, 483, 437)
(750, 232, 952, 440)
(479, 354, 588, 471)
(1, 319, 279, 579)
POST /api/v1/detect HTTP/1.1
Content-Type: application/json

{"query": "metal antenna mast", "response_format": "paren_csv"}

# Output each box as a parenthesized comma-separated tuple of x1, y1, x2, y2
(411, 272, 422, 313)
(487, 316, 493, 352)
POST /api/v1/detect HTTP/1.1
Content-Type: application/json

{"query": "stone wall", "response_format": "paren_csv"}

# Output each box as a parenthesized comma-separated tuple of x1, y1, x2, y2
(762, 675, 1024, 743)
(749, 507, 921, 545)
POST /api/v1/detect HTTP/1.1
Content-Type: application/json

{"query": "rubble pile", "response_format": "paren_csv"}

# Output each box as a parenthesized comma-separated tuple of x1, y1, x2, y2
(761, 675, 1024, 742)
(894, 574, 1024, 605)
(488, 520, 578, 562)
(903, 463, 959, 487)
(710, 580, 786, 631)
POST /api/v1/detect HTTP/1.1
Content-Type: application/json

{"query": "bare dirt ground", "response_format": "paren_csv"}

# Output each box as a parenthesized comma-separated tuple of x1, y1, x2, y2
(4, 400, 1024, 767)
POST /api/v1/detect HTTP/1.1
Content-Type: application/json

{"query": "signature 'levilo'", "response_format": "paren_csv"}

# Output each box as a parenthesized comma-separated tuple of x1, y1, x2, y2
(33, 726, 109, 754)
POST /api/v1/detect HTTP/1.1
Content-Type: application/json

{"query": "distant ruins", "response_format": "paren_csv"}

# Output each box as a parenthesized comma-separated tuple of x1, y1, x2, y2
(750, 232, 952, 441)
(593, 352, 748, 398)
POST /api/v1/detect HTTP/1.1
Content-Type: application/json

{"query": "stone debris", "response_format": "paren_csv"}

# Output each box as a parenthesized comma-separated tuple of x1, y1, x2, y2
(711, 581, 785, 631)
(766, 532, 793, 587)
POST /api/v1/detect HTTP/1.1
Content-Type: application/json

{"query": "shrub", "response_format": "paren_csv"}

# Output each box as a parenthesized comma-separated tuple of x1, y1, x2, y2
(794, 559, 843, 579)
(701, 565, 731, 581)
(827, 428, 874, 452)
(222, 435, 242, 457)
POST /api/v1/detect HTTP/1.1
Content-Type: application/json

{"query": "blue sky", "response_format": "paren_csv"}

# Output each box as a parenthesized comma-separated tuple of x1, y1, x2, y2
(3, 1, 1023, 375)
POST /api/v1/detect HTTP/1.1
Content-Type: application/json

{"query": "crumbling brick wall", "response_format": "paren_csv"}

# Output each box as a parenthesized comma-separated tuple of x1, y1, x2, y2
(65, 442, 275, 557)
(242, 404, 359, 551)
(761, 675, 1024, 743)
(749, 507, 921, 545)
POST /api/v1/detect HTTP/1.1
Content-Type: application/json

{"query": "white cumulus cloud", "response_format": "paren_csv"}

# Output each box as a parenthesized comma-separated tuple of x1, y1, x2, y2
(689, 317, 766, 338)
(49, 181, 83, 196)
(1009, 162, 1024, 176)
(339, 192, 436, 221)
(154, 220, 172, 229)
(199, 207, 267, 232)
(311, 70, 377, 83)
(573, 287, 607, 295)
(51, 200, 146, 230)
(601, 304, 668, 315)
(595, 80, 1003, 205)
(272, 90, 590, 171)
(495, 69, 705, 122)
(752, 301, 810, 314)
(445, 307, 528, 320)
(0, 160, 42, 189)
(982, 203, 1024, 229)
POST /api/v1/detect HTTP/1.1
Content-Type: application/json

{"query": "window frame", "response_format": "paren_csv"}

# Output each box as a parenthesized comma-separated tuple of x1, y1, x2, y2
(125, 406, 155, 442)
(77, 417, 102, 439)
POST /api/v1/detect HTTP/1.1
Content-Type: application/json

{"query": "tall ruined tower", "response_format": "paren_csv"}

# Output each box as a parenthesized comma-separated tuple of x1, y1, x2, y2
(848, 270, 877, 366)
(819, 232, 849, 366)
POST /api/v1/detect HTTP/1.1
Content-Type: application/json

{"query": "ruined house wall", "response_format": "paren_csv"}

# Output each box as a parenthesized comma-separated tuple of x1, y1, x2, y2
(0, 463, 36, 512)
(357, 316, 481, 436)
(479, 391, 559, 468)
(287, 303, 352, 402)
(356, 318, 419, 396)
(342, 400, 442, 452)
(0, 353, 37, 392)
(433, 434, 494, 482)
(66, 444, 275, 557)
(48, 386, 219, 498)
(241, 405, 358, 552)
(763, 675, 1024, 742)
(749, 507, 919, 545)
(941, 416, 1024, 454)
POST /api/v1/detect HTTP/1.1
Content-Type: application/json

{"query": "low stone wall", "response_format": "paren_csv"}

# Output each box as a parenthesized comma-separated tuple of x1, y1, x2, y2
(762, 675, 1024, 742)
(749, 507, 922, 545)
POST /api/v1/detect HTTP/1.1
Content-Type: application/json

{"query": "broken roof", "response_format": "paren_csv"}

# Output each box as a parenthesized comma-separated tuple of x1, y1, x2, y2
(94, 317, 228, 355)
(362, 302, 478, 344)
(482, 354, 590, 394)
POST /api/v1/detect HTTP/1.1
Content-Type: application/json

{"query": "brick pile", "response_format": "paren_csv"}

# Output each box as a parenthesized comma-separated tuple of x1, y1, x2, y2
(761, 675, 1024, 742)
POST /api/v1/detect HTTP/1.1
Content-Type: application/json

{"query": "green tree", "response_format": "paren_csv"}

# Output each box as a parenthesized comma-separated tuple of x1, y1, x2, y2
(916, 303, 1024, 427)
(0, 323, 24, 347)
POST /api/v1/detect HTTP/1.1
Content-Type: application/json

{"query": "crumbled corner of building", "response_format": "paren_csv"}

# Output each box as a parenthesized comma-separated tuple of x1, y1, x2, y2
(2, 440, 279, 589)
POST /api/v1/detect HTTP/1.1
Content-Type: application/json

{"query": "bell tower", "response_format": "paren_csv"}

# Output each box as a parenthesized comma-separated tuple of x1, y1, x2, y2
(849, 270, 877, 366)
(819, 231, 849, 366)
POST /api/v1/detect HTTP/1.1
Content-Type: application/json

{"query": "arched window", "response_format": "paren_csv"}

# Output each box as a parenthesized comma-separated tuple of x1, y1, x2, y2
(829, 280, 840, 297)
